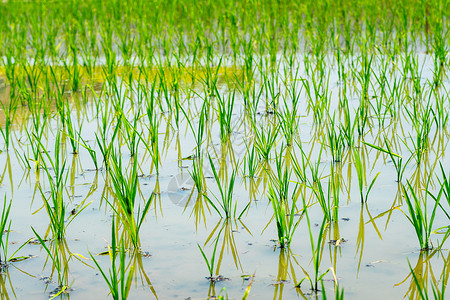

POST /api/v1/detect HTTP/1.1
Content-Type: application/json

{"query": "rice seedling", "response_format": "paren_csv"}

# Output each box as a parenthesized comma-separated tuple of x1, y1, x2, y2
(189, 154, 207, 195)
(404, 107, 432, 166)
(268, 154, 302, 248)
(296, 206, 331, 292)
(431, 87, 449, 129)
(2, 52, 17, 96)
(326, 114, 345, 163)
(262, 69, 281, 115)
(276, 95, 299, 147)
(78, 135, 99, 170)
(239, 79, 262, 117)
(182, 98, 208, 159)
(437, 163, 450, 219)
(353, 148, 380, 203)
(13, 147, 31, 170)
(269, 187, 299, 247)
(321, 280, 344, 300)
(363, 137, 411, 182)
(400, 180, 441, 251)
(290, 147, 307, 184)
(31, 228, 71, 294)
(0, 196, 32, 268)
(201, 56, 223, 97)
(106, 152, 154, 248)
(35, 132, 90, 240)
(215, 87, 235, 143)
(90, 219, 134, 300)
(308, 143, 325, 184)
(0, 97, 18, 150)
(0, 197, 12, 268)
(139, 113, 161, 174)
(302, 73, 331, 125)
(250, 118, 279, 162)
(306, 177, 333, 222)
(205, 155, 249, 219)
(198, 230, 221, 280)
(371, 60, 389, 122)
(25, 129, 42, 169)
(1, 0, 450, 298)
(339, 102, 356, 148)
(305, 157, 340, 222)
(120, 109, 141, 158)
(354, 54, 373, 104)
(243, 142, 260, 179)
(62, 101, 82, 154)
(95, 108, 122, 170)
(330, 164, 341, 222)
(80, 42, 98, 83)
(355, 102, 370, 137)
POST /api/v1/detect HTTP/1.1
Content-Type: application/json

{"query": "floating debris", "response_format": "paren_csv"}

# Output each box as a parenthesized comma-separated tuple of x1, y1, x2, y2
(9, 255, 36, 262)
(40, 276, 53, 285)
(49, 285, 72, 298)
(206, 275, 230, 282)
(329, 238, 347, 246)
(365, 260, 386, 267)
(241, 274, 254, 281)
(271, 280, 289, 286)
(140, 251, 151, 257)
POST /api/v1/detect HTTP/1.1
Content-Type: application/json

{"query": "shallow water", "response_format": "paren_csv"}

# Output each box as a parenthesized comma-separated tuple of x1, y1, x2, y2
(1, 53, 450, 299)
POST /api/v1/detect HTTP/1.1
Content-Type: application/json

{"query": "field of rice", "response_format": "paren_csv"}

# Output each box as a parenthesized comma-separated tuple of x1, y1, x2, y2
(1, 1, 450, 299)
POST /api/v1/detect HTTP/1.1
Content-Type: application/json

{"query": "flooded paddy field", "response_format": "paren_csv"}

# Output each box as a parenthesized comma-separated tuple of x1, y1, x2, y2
(1, 1, 450, 299)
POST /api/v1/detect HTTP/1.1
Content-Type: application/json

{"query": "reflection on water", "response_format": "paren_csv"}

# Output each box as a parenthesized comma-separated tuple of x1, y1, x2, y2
(273, 248, 301, 299)
(1, 50, 450, 300)
(396, 250, 450, 299)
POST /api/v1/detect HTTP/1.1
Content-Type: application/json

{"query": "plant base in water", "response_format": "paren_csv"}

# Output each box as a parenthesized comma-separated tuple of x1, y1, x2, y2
(49, 285, 72, 299)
